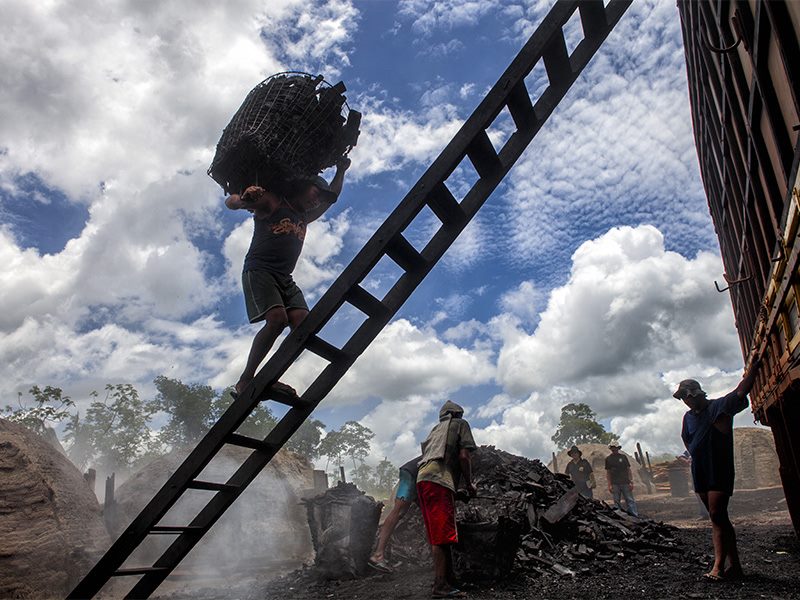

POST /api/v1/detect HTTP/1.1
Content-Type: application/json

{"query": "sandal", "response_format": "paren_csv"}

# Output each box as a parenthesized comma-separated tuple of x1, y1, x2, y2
(367, 558, 392, 574)
(702, 572, 725, 582)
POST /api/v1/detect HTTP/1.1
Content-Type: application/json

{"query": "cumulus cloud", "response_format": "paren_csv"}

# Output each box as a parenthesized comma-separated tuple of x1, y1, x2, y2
(462, 225, 743, 459)
(328, 318, 495, 403)
(349, 94, 464, 178)
(496, 225, 740, 404)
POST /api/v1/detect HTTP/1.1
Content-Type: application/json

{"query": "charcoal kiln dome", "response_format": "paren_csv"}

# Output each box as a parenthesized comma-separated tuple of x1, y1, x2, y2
(0, 418, 110, 599)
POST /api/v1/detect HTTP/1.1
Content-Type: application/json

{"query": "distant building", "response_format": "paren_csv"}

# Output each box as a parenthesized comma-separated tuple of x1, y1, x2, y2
(678, 0, 800, 533)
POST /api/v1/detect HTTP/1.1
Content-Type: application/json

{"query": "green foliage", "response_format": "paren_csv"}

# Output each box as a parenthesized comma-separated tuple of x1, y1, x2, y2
(83, 384, 162, 474)
(212, 388, 277, 440)
(345, 458, 397, 499)
(2, 385, 75, 433)
(63, 411, 95, 471)
(551, 403, 619, 450)
(285, 418, 326, 460)
(152, 376, 216, 446)
(318, 420, 374, 470)
(350, 462, 376, 492)
(374, 458, 396, 497)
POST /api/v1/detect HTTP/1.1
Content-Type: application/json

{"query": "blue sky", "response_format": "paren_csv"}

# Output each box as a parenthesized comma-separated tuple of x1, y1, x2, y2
(0, 0, 755, 467)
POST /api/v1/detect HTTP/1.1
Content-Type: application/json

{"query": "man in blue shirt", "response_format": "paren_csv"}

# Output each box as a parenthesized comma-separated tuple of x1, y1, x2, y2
(674, 360, 760, 582)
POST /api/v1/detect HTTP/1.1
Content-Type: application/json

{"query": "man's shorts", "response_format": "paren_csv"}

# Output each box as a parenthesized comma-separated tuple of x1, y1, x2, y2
(416, 481, 457, 545)
(396, 469, 418, 502)
(242, 270, 308, 323)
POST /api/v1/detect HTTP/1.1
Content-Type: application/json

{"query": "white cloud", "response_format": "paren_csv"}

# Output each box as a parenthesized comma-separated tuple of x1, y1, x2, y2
(460, 225, 742, 460)
(316, 318, 495, 404)
(498, 280, 545, 326)
(398, 0, 504, 36)
(496, 226, 739, 405)
(349, 95, 464, 177)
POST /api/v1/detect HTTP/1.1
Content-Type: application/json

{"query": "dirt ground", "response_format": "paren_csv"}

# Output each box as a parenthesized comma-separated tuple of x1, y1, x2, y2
(158, 487, 799, 600)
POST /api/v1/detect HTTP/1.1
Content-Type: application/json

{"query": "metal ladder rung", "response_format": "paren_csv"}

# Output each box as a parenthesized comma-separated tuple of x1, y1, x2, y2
(543, 31, 571, 85)
(345, 285, 391, 320)
(467, 130, 502, 178)
(305, 335, 349, 364)
(112, 567, 171, 577)
(149, 526, 205, 535)
(385, 234, 428, 274)
(186, 480, 239, 493)
(506, 80, 535, 130)
(226, 433, 279, 453)
(427, 182, 466, 226)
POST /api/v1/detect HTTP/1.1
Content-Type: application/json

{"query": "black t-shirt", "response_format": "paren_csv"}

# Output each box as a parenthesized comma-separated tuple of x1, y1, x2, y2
(565, 458, 592, 484)
(243, 202, 307, 274)
(605, 453, 632, 484)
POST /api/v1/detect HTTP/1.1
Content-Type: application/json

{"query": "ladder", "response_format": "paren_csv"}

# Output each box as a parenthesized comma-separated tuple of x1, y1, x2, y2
(68, 2, 630, 597)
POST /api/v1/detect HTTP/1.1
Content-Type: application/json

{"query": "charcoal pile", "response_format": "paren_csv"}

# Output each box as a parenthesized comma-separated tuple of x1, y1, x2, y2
(391, 446, 681, 580)
(208, 72, 361, 195)
(303, 481, 382, 580)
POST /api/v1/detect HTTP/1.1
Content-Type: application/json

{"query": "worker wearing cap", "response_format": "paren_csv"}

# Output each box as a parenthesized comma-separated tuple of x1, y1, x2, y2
(605, 444, 638, 516)
(225, 158, 351, 398)
(673, 359, 760, 582)
(564, 445, 595, 499)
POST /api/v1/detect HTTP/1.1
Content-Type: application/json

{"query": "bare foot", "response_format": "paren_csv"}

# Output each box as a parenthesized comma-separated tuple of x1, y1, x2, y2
(271, 381, 298, 396)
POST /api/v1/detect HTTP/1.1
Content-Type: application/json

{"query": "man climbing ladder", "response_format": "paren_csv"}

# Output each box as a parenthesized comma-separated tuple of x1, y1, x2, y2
(227, 158, 351, 400)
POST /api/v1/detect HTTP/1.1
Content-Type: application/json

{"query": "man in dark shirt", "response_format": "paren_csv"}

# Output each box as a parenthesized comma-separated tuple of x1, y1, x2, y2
(605, 444, 638, 516)
(674, 361, 759, 581)
(564, 445, 594, 499)
(368, 455, 422, 573)
(225, 158, 350, 398)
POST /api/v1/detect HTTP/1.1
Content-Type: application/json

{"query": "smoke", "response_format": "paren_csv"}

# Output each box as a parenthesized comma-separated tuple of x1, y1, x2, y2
(107, 446, 314, 596)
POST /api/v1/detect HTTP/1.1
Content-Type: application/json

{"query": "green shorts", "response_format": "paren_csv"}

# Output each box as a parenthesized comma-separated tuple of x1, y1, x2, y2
(242, 270, 308, 323)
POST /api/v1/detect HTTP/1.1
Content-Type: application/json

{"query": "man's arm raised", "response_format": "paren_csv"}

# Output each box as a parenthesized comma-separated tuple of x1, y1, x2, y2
(328, 157, 351, 197)
(735, 356, 762, 400)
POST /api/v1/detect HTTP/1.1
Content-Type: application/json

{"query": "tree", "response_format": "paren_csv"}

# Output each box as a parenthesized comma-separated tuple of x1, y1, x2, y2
(83, 384, 162, 474)
(285, 417, 326, 460)
(2, 385, 75, 434)
(63, 411, 95, 471)
(211, 388, 277, 440)
(374, 458, 396, 497)
(152, 376, 216, 447)
(551, 403, 619, 449)
(318, 421, 375, 473)
(350, 462, 377, 492)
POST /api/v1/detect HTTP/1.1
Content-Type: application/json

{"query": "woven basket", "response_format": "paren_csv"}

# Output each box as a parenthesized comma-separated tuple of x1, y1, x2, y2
(208, 72, 361, 195)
